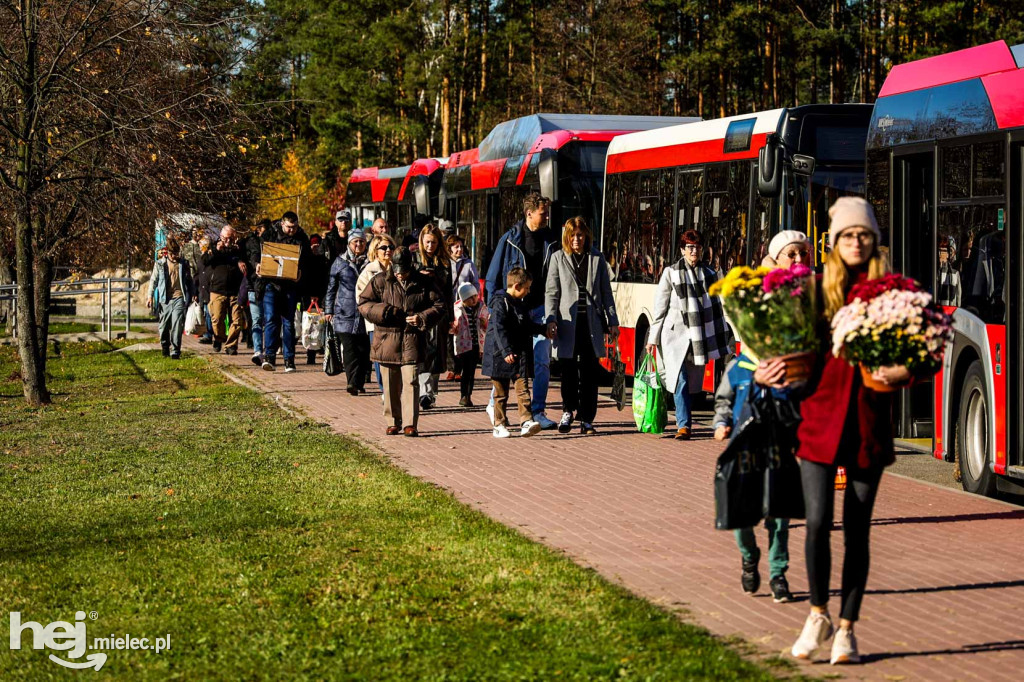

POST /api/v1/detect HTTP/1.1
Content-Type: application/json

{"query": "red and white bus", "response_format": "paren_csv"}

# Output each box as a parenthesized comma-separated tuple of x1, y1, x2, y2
(866, 40, 1024, 497)
(601, 105, 873, 387)
(440, 113, 697, 276)
(345, 158, 446, 240)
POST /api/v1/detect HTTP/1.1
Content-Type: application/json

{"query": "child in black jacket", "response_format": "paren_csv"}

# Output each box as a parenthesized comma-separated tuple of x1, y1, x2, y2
(482, 267, 551, 438)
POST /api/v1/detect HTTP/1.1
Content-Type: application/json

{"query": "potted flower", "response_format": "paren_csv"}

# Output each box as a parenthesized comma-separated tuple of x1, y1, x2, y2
(830, 273, 954, 392)
(709, 262, 818, 384)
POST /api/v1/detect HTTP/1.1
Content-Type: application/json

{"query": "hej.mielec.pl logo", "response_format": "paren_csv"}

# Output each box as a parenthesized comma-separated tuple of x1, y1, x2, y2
(9, 611, 171, 671)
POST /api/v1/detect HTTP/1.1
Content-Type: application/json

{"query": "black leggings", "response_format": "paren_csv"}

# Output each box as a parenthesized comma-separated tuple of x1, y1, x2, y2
(801, 459, 883, 622)
(559, 316, 600, 422)
(458, 349, 480, 398)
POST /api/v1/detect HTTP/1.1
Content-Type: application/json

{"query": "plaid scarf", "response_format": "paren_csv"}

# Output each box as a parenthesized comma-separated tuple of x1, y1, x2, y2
(671, 260, 733, 365)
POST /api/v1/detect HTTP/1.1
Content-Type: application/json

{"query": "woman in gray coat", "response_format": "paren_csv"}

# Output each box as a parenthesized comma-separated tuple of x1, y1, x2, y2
(544, 216, 619, 434)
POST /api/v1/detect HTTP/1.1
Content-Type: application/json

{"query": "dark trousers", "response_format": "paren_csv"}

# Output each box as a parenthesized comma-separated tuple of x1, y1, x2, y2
(457, 349, 480, 398)
(560, 318, 600, 422)
(339, 331, 371, 391)
(801, 459, 883, 622)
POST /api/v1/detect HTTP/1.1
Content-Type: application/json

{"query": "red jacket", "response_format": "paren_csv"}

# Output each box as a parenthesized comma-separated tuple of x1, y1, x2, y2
(796, 271, 895, 470)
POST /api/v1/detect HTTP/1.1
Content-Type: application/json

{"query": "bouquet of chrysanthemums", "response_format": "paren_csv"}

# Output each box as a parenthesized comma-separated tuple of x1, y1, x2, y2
(709, 263, 818, 381)
(830, 273, 953, 388)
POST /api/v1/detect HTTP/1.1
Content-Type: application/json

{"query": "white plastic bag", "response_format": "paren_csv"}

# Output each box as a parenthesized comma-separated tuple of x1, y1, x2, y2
(301, 303, 326, 351)
(184, 300, 204, 335)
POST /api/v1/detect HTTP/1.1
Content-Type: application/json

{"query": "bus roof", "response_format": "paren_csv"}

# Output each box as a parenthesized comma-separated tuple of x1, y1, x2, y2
(604, 109, 785, 174)
(870, 40, 1024, 148)
(347, 158, 445, 203)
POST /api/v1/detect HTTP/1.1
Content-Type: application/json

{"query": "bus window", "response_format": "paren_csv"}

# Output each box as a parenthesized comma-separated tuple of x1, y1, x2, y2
(973, 141, 1005, 198)
(701, 162, 749, 275)
(938, 204, 1005, 323)
(941, 144, 971, 200)
(866, 149, 891, 245)
(603, 173, 622, 277)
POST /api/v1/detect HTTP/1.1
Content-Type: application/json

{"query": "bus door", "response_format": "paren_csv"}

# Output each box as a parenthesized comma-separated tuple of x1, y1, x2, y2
(893, 150, 936, 443)
(1009, 140, 1024, 471)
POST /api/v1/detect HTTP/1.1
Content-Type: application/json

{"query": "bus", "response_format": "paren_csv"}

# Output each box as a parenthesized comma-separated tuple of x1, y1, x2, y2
(601, 104, 873, 385)
(345, 158, 446, 240)
(866, 39, 1024, 497)
(439, 113, 698, 279)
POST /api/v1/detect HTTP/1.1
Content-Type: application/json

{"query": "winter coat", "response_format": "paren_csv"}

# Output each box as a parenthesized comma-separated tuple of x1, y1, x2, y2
(322, 228, 347, 266)
(481, 291, 547, 380)
(453, 299, 489, 356)
(544, 248, 619, 359)
(417, 254, 452, 374)
(148, 258, 196, 307)
(648, 259, 732, 393)
(797, 270, 895, 470)
(712, 353, 794, 428)
(484, 219, 558, 306)
(357, 270, 445, 365)
(356, 260, 385, 333)
(260, 222, 313, 294)
(202, 245, 244, 296)
(452, 257, 481, 297)
(324, 250, 368, 335)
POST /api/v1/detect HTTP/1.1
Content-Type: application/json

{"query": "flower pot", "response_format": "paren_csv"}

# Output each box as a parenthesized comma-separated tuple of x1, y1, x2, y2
(859, 364, 908, 393)
(774, 351, 816, 385)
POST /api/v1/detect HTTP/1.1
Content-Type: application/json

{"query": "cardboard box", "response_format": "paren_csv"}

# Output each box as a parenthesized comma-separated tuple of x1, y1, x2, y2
(260, 242, 301, 281)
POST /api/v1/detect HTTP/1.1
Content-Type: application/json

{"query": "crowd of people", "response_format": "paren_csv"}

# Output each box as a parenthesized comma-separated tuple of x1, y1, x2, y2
(148, 193, 901, 666)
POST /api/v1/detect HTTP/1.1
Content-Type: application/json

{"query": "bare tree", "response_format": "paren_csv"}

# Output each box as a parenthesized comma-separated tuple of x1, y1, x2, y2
(0, 0, 253, 405)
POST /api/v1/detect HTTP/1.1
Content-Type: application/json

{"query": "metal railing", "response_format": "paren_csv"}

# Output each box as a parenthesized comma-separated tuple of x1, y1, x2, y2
(0, 277, 141, 342)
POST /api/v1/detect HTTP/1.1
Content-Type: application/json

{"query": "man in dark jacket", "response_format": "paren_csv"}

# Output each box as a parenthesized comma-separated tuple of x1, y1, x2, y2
(357, 246, 445, 437)
(243, 219, 270, 365)
(483, 192, 558, 429)
(256, 211, 313, 373)
(202, 225, 247, 354)
(322, 210, 350, 265)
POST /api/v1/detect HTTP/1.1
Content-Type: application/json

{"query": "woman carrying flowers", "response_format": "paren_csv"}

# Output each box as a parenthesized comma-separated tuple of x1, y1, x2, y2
(789, 197, 905, 665)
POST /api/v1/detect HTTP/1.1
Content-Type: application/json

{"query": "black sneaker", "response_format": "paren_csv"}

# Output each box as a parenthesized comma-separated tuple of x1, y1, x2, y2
(284, 359, 296, 373)
(225, 347, 237, 356)
(262, 356, 276, 371)
(170, 353, 181, 360)
(198, 336, 213, 345)
(580, 422, 597, 435)
(741, 550, 761, 595)
(251, 353, 262, 366)
(558, 411, 573, 434)
(419, 395, 432, 410)
(770, 575, 793, 603)
(161, 346, 170, 357)
(212, 341, 222, 352)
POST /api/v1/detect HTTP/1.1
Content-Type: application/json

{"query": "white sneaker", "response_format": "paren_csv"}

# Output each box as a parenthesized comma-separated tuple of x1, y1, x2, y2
(533, 412, 557, 430)
(486, 403, 495, 426)
(830, 627, 860, 664)
(521, 420, 543, 437)
(493, 424, 511, 439)
(557, 411, 573, 434)
(791, 611, 834, 660)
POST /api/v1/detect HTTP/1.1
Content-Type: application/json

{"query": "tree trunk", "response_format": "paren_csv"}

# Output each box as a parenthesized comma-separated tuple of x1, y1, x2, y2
(32, 248, 53, 377)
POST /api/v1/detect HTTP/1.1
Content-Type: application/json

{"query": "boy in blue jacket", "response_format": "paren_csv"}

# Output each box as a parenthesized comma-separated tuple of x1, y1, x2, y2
(713, 352, 795, 604)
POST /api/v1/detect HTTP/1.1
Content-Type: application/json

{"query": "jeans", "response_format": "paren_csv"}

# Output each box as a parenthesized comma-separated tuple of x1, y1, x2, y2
(418, 371, 439, 400)
(734, 517, 789, 579)
(158, 297, 187, 355)
(202, 304, 213, 340)
(248, 291, 264, 355)
(262, 286, 300, 361)
(530, 305, 551, 414)
(673, 364, 692, 429)
(801, 459, 883, 622)
(367, 331, 384, 391)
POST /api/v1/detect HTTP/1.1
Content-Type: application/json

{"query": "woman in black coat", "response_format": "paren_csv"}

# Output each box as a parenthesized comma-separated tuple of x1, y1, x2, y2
(415, 223, 453, 409)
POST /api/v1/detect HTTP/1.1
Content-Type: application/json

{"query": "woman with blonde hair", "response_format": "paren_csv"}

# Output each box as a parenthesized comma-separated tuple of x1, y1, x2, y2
(788, 197, 900, 665)
(544, 216, 619, 434)
(357, 233, 397, 393)
(415, 223, 453, 408)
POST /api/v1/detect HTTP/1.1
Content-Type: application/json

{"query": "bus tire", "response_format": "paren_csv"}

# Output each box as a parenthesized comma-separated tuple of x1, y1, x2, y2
(956, 360, 996, 498)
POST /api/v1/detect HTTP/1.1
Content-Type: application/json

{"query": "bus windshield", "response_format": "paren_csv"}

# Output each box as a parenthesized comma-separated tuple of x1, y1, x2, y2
(784, 166, 865, 261)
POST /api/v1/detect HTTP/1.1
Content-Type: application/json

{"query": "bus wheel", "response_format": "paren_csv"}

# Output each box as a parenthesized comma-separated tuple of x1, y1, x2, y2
(956, 360, 996, 497)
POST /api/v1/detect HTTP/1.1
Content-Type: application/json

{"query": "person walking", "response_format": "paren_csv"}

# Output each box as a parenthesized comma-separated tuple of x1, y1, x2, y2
(323, 209, 351, 265)
(202, 225, 248, 355)
(358, 247, 445, 437)
(415, 223, 452, 409)
(484, 192, 558, 429)
(243, 220, 271, 365)
(544, 216, 619, 435)
(646, 229, 733, 440)
(448, 234, 480, 296)
(358, 234, 397, 392)
(451, 282, 488, 407)
(324, 229, 371, 396)
(482, 268, 552, 438)
(147, 236, 195, 359)
(762, 230, 812, 268)
(303, 233, 331, 365)
(789, 197, 902, 665)
(257, 211, 312, 373)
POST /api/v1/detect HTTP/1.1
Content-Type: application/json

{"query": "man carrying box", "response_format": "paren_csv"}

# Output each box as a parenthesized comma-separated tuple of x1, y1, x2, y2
(256, 211, 312, 373)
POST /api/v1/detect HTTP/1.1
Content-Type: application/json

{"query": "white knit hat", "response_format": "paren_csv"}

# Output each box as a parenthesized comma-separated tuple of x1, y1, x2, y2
(828, 197, 881, 249)
(768, 230, 810, 260)
(457, 282, 478, 301)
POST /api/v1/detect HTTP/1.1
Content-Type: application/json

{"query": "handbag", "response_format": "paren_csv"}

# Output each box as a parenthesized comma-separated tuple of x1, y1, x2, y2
(632, 351, 667, 433)
(610, 348, 627, 411)
(301, 301, 326, 351)
(323, 329, 343, 376)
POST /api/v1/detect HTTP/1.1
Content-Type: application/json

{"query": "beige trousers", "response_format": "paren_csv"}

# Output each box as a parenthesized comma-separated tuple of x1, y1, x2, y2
(209, 292, 246, 349)
(492, 377, 531, 426)
(381, 363, 420, 429)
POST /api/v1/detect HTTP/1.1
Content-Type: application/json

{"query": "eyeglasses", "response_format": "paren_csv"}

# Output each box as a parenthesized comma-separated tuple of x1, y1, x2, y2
(683, 244, 701, 252)
(838, 231, 874, 244)
(377, 244, 394, 252)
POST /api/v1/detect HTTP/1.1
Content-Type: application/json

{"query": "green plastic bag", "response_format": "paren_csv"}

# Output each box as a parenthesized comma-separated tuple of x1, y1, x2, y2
(632, 352, 667, 434)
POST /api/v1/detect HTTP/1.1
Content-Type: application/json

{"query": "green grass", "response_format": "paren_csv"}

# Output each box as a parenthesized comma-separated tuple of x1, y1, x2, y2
(0, 342, 776, 680)
(0, 322, 148, 337)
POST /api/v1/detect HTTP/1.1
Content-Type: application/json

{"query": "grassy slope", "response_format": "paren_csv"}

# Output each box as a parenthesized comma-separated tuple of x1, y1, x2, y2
(0, 343, 777, 680)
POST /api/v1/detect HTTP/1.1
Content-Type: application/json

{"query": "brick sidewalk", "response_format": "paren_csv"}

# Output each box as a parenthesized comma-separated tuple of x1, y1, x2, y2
(187, 337, 1024, 681)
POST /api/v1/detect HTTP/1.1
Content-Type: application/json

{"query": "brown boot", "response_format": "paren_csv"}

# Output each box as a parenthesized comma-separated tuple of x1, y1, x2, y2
(386, 426, 402, 436)
(674, 427, 691, 440)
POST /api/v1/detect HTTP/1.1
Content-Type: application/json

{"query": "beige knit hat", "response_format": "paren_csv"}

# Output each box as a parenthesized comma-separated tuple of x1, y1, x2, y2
(768, 230, 810, 260)
(828, 197, 880, 249)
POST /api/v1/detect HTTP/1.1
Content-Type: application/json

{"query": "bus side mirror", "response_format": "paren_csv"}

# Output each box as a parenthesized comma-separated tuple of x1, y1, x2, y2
(757, 134, 782, 197)
(792, 154, 816, 176)
(539, 148, 559, 201)
(412, 177, 430, 216)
